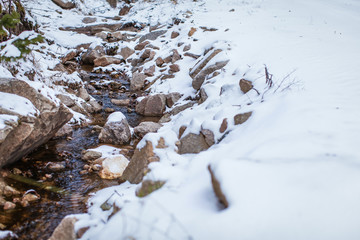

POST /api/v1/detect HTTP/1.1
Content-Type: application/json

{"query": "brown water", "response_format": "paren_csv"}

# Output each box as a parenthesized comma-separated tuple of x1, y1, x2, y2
(0, 71, 157, 239)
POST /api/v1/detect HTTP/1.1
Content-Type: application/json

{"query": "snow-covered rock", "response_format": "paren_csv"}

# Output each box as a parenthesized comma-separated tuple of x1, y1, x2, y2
(98, 155, 129, 179)
(98, 112, 131, 145)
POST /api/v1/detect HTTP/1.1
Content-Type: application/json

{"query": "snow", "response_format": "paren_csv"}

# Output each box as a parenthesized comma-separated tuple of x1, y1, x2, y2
(0, 66, 13, 78)
(0, 92, 39, 117)
(106, 111, 127, 124)
(0, 114, 18, 129)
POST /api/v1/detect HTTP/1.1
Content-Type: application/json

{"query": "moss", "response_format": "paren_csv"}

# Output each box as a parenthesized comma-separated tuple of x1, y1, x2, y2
(136, 180, 165, 198)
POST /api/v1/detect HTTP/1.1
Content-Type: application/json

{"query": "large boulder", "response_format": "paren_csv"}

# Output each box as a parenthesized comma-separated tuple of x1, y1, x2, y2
(130, 72, 147, 91)
(98, 112, 131, 145)
(0, 78, 73, 167)
(123, 141, 159, 184)
(81, 45, 106, 65)
(98, 155, 129, 179)
(135, 94, 166, 117)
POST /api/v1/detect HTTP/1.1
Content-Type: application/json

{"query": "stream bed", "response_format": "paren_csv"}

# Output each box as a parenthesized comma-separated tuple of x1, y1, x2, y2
(0, 70, 154, 239)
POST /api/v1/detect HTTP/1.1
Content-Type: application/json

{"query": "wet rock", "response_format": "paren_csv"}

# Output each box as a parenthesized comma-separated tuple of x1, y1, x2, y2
(165, 92, 181, 108)
(130, 72, 147, 91)
(22, 193, 40, 202)
(98, 155, 129, 179)
(82, 17, 97, 24)
(139, 30, 167, 43)
(234, 112, 252, 125)
(111, 99, 130, 106)
(12, 168, 22, 175)
(134, 41, 149, 51)
(136, 94, 166, 117)
(99, 112, 131, 145)
(134, 122, 162, 138)
(81, 45, 106, 65)
(0, 79, 73, 167)
(104, 107, 115, 113)
(56, 94, 76, 107)
(54, 124, 73, 139)
(169, 64, 180, 72)
(201, 129, 215, 147)
(88, 99, 102, 113)
(171, 31, 180, 39)
(48, 162, 66, 172)
(188, 27, 197, 37)
(82, 150, 102, 161)
(4, 186, 20, 197)
(119, 4, 131, 15)
(78, 87, 90, 101)
(123, 141, 159, 184)
(0, 196, 6, 206)
(192, 60, 229, 90)
(155, 57, 164, 67)
(94, 56, 122, 67)
(178, 133, 210, 154)
(220, 118, 228, 133)
(136, 180, 165, 197)
(49, 216, 77, 240)
(3, 201, 15, 210)
(51, 0, 75, 9)
(208, 165, 229, 208)
(239, 79, 253, 94)
(119, 46, 135, 60)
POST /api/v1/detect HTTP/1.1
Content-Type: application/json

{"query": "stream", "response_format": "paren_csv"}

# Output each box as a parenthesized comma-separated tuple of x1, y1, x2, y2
(0, 69, 154, 239)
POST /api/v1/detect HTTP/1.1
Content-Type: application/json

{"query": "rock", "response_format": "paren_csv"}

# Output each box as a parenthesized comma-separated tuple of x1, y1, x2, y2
(171, 49, 181, 63)
(169, 64, 180, 73)
(78, 87, 90, 101)
(178, 133, 210, 154)
(239, 79, 253, 94)
(82, 150, 102, 161)
(3, 201, 15, 210)
(88, 99, 102, 113)
(119, 46, 135, 60)
(183, 44, 191, 52)
(130, 72, 147, 91)
(134, 122, 162, 138)
(119, 4, 131, 15)
(171, 31, 180, 39)
(0, 79, 72, 167)
(219, 118, 228, 133)
(99, 112, 131, 145)
(199, 88, 208, 104)
(22, 193, 40, 202)
(144, 65, 156, 77)
(155, 57, 164, 67)
(188, 27, 197, 37)
(165, 92, 181, 108)
(48, 216, 77, 240)
(82, 17, 97, 24)
(54, 124, 73, 138)
(0, 196, 6, 206)
(111, 99, 130, 106)
(190, 49, 222, 78)
(81, 46, 106, 65)
(94, 56, 122, 67)
(184, 52, 200, 59)
(169, 101, 195, 116)
(48, 162, 66, 172)
(178, 126, 187, 138)
(123, 141, 159, 184)
(106, 0, 117, 8)
(56, 94, 76, 107)
(4, 186, 20, 197)
(234, 112, 252, 125)
(192, 60, 229, 90)
(201, 129, 215, 147)
(156, 137, 167, 149)
(208, 165, 229, 208)
(139, 30, 167, 43)
(110, 31, 123, 41)
(95, 31, 108, 41)
(104, 108, 115, 113)
(140, 49, 155, 60)
(135, 94, 166, 117)
(61, 50, 77, 64)
(134, 41, 149, 51)
(136, 180, 165, 197)
(51, 0, 75, 9)
(98, 155, 129, 179)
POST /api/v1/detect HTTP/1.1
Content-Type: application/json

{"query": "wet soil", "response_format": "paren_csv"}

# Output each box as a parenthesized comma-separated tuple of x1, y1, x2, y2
(0, 70, 156, 239)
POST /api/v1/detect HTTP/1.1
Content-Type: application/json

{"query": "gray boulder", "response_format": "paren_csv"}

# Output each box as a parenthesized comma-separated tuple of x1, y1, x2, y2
(136, 94, 166, 117)
(130, 72, 147, 91)
(134, 121, 162, 138)
(139, 30, 167, 43)
(99, 112, 131, 145)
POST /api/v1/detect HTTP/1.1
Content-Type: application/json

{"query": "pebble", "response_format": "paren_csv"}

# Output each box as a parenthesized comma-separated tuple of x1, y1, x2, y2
(4, 201, 16, 210)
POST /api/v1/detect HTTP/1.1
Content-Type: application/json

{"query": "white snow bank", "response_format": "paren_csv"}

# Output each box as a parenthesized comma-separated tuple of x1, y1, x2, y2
(0, 66, 13, 78)
(0, 92, 39, 117)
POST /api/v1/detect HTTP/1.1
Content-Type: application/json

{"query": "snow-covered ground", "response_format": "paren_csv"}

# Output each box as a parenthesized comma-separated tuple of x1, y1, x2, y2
(2, 0, 360, 239)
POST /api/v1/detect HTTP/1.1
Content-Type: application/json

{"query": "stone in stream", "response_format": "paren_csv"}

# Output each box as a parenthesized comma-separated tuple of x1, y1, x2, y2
(82, 150, 102, 161)
(54, 124, 73, 139)
(49, 216, 78, 240)
(134, 121, 162, 138)
(3, 186, 20, 197)
(0, 78, 73, 167)
(81, 45, 106, 65)
(98, 155, 129, 179)
(3, 201, 16, 210)
(99, 112, 131, 145)
(111, 99, 130, 106)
